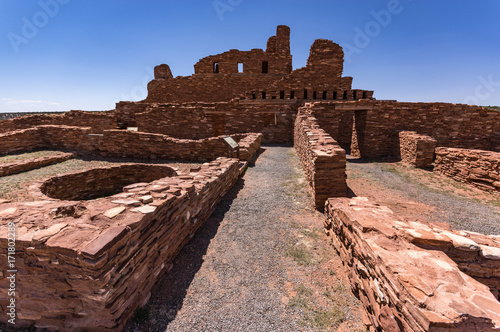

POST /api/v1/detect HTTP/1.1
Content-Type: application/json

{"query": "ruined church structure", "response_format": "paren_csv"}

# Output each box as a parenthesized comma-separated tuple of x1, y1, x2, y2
(1, 25, 500, 331)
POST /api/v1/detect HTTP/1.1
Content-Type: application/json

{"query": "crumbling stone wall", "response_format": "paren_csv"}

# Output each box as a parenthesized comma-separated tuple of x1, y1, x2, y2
(325, 197, 500, 331)
(0, 128, 44, 155)
(248, 39, 373, 103)
(0, 152, 74, 177)
(306, 101, 500, 158)
(434, 147, 500, 192)
(397, 131, 437, 168)
(294, 105, 346, 210)
(123, 101, 297, 144)
(40, 164, 178, 200)
(145, 26, 292, 104)
(0, 158, 240, 331)
(0, 126, 262, 162)
(0, 110, 116, 134)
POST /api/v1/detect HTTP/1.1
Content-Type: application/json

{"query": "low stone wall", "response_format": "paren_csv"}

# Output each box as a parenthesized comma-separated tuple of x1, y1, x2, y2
(0, 110, 116, 134)
(0, 128, 44, 155)
(294, 105, 346, 209)
(0, 112, 64, 121)
(39, 164, 177, 200)
(0, 126, 262, 162)
(0, 153, 74, 177)
(434, 147, 500, 192)
(234, 133, 262, 161)
(398, 131, 436, 168)
(324, 197, 500, 331)
(0, 158, 240, 331)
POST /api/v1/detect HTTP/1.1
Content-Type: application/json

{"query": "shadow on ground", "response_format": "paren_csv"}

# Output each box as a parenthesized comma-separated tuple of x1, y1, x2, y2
(123, 175, 246, 331)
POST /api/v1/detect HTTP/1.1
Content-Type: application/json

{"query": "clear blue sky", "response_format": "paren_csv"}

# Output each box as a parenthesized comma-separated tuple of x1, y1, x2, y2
(0, 0, 499, 112)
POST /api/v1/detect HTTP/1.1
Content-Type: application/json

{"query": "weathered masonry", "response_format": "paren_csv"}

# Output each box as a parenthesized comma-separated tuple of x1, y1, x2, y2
(1, 25, 500, 331)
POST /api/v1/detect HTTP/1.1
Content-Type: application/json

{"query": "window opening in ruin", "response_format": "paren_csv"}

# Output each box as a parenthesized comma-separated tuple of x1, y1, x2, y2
(303, 89, 308, 99)
(343, 90, 348, 100)
(313, 91, 317, 100)
(262, 91, 266, 99)
(363, 91, 368, 99)
(333, 91, 338, 99)
(252, 92, 256, 99)
(322, 91, 327, 99)
(290, 91, 295, 99)
(280, 91, 285, 99)
(262, 61, 268, 74)
(238, 63, 243, 73)
(213, 62, 219, 73)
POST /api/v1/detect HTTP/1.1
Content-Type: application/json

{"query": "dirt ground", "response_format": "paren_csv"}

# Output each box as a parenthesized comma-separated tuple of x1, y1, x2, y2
(346, 157, 500, 235)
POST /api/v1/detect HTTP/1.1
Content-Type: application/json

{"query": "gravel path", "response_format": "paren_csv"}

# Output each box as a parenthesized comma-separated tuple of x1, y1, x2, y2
(347, 160, 500, 235)
(163, 146, 302, 331)
(123, 146, 364, 332)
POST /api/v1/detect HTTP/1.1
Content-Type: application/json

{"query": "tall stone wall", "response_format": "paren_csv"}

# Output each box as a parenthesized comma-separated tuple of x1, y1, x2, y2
(434, 147, 500, 192)
(0, 110, 116, 134)
(0, 158, 241, 331)
(0, 126, 262, 162)
(307, 101, 500, 158)
(249, 39, 374, 103)
(293, 105, 347, 210)
(121, 101, 297, 144)
(145, 25, 292, 104)
(325, 197, 500, 331)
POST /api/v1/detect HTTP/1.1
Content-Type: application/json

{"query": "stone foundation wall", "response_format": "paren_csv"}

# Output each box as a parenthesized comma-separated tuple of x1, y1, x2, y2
(0, 128, 44, 155)
(39, 164, 178, 200)
(398, 131, 437, 168)
(0, 110, 116, 134)
(0, 158, 240, 331)
(294, 105, 346, 210)
(0, 153, 74, 177)
(0, 126, 262, 162)
(324, 197, 500, 331)
(434, 147, 500, 192)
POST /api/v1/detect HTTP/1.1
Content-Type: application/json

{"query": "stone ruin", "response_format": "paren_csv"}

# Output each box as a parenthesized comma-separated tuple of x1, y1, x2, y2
(0, 25, 500, 331)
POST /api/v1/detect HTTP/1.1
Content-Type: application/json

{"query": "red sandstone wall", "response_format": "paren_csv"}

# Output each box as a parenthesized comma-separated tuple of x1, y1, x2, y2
(434, 147, 500, 192)
(145, 26, 292, 104)
(0, 128, 44, 154)
(325, 197, 500, 331)
(0, 126, 261, 162)
(307, 101, 500, 158)
(293, 105, 347, 209)
(398, 131, 436, 168)
(122, 101, 297, 144)
(0, 110, 116, 134)
(0, 158, 240, 331)
(0, 153, 74, 177)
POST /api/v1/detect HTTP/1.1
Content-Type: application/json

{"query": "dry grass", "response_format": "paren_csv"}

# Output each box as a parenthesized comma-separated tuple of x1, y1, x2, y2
(0, 150, 67, 164)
